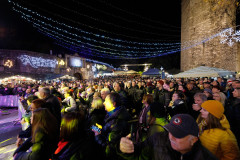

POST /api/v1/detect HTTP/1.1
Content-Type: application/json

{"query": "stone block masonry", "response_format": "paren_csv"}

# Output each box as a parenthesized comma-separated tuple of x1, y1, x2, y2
(181, 0, 239, 72)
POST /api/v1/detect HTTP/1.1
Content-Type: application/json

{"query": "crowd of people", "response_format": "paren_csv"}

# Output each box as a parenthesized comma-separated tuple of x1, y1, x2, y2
(1, 75, 240, 159)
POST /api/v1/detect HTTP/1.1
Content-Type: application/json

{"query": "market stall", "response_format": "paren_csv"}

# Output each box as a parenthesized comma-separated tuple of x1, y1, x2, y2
(173, 66, 236, 78)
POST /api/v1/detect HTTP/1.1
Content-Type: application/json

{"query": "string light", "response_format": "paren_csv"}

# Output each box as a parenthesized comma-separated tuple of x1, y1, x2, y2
(9, 1, 180, 46)
(8, 0, 239, 60)
(18, 55, 58, 68)
(220, 28, 240, 47)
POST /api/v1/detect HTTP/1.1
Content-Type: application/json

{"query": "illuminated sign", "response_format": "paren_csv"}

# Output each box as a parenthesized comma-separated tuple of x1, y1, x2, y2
(4, 60, 14, 68)
(69, 57, 82, 67)
(18, 55, 58, 68)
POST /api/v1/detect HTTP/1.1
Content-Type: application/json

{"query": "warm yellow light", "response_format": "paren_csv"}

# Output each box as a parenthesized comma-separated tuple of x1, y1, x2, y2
(59, 60, 65, 65)
(4, 60, 13, 68)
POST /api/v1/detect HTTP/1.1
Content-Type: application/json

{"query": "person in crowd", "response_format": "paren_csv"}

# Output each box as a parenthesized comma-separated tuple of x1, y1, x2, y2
(16, 98, 44, 147)
(61, 89, 77, 113)
(146, 81, 154, 94)
(14, 108, 59, 160)
(135, 94, 153, 142)
(212, 86, 221, 94)
(197, 100, 240, 159)
(197, 80, 204, 90)
(113, 82, 128, 109)
(213, 92, 227, 107)
(185, 82, 199, 114)
(191, 92, 207, 119)
(147, 101, 169, 137)
(203, 88, 213, 100)
(212, 80, 221, 87)
(39, 87, 62, 124)
(101, 87, 111, 101)
(167, 90, 188, 117)
(227, 87, 240, 148)
(50, 87, 64, 102)
(88, 97, 107, 127)
(24, 88, 32, 99)
(134, 81, 146, 116)
(153, 80, 170, 108)
(203, 81, 212, 90)
(51, 112, 105, 160)
(93, 91, 101, 99)
(80, 87, 95, 109)
(119, 114, 218, 160)
(93, 92, 131, 160)
(177, 84, 186, 93)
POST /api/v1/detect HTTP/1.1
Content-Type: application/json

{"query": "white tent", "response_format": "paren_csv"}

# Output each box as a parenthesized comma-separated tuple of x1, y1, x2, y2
(113, 71, 126, 75)
(173, 66, 235, 78)
(125, 70, 139, 74)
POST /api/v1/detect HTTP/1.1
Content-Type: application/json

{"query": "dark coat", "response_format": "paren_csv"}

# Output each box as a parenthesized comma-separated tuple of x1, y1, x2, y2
(44, 94, 61, 123)
(52, 133, 105, 160)
(153, 89, 170, 107)
(14, 129, 58, 160)
(118, 131, 218, 160)
(88, 108, 107, 127)
(95, 106, 131, 160)
(167, 99, 189, 117)
(227, 98, 240, 148)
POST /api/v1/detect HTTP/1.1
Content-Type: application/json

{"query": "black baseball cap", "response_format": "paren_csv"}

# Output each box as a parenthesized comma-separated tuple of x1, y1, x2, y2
(163, 114, 199, 138)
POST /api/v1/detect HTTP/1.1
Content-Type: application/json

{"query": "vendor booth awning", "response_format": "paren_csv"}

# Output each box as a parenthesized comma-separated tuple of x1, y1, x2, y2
(51, 75, 76, 81)
(142, 68, 161, 76)
(173, 66, 236, 78)
(113, 70, 126, 75)
(125, 70, 139, 74)
(0, 75, 37, 84)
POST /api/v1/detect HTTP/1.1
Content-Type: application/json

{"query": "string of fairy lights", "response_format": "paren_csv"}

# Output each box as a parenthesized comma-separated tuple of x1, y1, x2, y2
(7, 0, 240, 59)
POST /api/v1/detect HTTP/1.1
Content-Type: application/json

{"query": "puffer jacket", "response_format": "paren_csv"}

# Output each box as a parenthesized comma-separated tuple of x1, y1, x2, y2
(199, 115, 240, 160)
(95, 106, 131, 160)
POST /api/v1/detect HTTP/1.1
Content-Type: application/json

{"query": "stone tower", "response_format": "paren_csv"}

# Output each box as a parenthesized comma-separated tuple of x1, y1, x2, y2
(181, 0, 239, 72)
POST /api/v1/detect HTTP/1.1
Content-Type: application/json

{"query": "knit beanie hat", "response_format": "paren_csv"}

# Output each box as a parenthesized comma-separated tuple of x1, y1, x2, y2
(201, 100, 224, 119)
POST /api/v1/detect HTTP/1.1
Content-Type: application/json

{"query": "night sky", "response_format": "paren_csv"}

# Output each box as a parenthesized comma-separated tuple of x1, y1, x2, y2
(0, 0, 181, 72)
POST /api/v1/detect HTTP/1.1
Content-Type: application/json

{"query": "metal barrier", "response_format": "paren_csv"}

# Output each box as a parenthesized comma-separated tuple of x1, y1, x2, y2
(0, 95, 19, 107)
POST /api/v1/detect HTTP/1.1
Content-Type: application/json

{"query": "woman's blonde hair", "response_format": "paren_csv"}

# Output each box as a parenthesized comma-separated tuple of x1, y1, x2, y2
(91, 97, 103, 109)
(215, 92, 227, 106)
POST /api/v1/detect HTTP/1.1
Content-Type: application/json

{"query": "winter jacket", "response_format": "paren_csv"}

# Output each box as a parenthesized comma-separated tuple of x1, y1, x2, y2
(88, 108, 107, 127)
(44, 94, 61, 124)
(167, 99, 188, 117)
(148, 118, 169, 137)
(199, 115, 240, 160)
(14, 129, 58, 160)
(227, 98, 240, 148)
(95, 106, 131, 160)
(153, 89, 170, 107)
(52, 134, 105, 160)
(62, 96, 77, 112)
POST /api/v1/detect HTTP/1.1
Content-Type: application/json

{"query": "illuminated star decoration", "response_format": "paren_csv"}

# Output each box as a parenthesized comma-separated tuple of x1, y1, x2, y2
(220, 28, 240, 47)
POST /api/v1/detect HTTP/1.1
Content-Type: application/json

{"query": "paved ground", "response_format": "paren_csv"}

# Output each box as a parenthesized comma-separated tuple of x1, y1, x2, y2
(0, 107, 21, 160)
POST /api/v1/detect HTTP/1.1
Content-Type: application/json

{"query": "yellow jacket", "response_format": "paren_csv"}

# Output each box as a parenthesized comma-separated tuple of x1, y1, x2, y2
(199, 115, 240, 160)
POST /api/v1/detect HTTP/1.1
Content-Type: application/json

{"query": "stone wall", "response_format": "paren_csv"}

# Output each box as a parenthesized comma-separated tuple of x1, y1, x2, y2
(181, 0, 238, 72)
